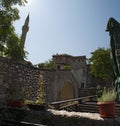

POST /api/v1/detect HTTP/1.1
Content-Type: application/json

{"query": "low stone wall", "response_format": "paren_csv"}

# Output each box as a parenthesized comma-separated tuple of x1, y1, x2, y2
(79, 87, 97, 97)
(0, 106, 120, 126)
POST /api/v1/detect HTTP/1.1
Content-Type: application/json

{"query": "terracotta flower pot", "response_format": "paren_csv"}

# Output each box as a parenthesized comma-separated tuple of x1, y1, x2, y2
(7, 100, 24, 108)
(97, 101, 116, 118)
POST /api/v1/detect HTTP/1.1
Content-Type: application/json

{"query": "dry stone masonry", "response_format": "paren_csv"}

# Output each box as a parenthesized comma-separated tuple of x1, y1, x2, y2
(0, 57, 41, 102)
(0, 55, 107, 103)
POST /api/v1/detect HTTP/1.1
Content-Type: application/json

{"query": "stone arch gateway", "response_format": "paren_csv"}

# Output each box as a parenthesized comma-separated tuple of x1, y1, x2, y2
(47, 70, 79, 102)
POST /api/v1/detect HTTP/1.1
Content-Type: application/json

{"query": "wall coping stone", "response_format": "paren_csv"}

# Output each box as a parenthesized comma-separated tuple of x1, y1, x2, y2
(47, 109, 120, 126)
(1, 106, 120, 126)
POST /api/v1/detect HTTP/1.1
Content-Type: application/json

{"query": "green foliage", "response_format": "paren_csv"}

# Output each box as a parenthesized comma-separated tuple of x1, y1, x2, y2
(44, 59, 55, 69)
(37, 58, 71, 70)
(5, 33, 26, 60)
(97, 87, 117, 102)
(38, 58, 55, 70)
(36, 74, 45, 104)
(89, 48, 114, 81)
(63, 65, 71, 70)
(24, 75, 45, 105)
(0, 0, 27, 61)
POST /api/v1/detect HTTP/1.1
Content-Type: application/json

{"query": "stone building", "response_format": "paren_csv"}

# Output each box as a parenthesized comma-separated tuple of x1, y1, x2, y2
(53, 54, 88, 88)
(39, 54, 106, 101)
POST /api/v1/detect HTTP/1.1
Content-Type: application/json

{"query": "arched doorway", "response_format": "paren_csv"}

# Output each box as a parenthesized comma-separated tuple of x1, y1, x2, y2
(60, 82, 74, 101)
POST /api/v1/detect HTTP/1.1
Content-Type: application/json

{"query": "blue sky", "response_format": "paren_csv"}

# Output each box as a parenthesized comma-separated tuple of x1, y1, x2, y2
(14, 0, 120, 64)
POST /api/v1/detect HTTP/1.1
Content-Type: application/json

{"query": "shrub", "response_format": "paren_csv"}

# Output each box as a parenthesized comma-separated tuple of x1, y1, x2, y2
(97, 87, 117, 102)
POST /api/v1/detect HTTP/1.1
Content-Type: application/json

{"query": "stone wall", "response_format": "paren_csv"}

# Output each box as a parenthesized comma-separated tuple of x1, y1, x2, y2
(0, 57, 41, 102)
(0, 57, 79, 103)
(0, 57, 106, 103)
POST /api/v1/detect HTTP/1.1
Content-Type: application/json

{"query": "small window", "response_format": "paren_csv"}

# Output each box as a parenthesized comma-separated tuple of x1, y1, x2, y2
(81, 83, 84, 88)
(57, 65, 60, 70)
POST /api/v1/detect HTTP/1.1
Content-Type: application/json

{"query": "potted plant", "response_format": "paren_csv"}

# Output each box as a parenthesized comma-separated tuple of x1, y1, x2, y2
(26, 99, 47, 111)
(5, 88, 25, 108)
(97, 87, 117, 118)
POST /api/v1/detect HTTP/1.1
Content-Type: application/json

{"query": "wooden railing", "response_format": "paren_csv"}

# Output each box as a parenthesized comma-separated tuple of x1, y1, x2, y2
(49, 95, 97, 111)
(49, 95, 120, 116)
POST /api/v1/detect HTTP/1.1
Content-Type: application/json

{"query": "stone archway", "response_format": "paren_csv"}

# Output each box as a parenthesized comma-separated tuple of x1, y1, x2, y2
(60, 81, 74, 101)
